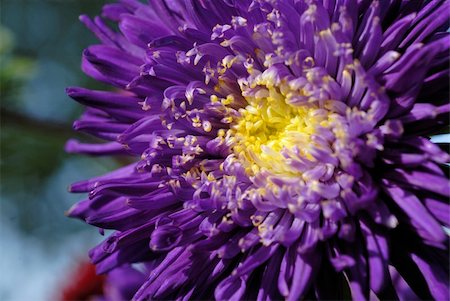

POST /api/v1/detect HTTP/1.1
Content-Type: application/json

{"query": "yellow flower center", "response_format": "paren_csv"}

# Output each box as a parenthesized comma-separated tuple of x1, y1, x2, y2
(227, 69, 330, 176)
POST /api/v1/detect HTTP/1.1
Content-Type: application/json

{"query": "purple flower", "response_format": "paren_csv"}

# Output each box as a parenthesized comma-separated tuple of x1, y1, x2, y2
(66, 0, 450, 300)
(101, 265, 147, 301)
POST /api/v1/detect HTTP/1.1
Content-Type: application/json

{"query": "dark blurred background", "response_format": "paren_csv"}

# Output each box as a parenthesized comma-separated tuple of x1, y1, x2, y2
(1, 1, 121, 300)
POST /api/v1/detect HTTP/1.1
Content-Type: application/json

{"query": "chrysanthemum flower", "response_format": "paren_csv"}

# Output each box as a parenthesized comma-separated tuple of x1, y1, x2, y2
(66, 0, 450, 300)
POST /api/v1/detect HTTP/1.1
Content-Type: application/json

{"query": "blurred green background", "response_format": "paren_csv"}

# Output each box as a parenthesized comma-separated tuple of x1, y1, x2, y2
(1, 1, 121, 300)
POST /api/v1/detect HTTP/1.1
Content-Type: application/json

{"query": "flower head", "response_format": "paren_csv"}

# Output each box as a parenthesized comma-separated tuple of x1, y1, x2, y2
(67, 0, 450, 300)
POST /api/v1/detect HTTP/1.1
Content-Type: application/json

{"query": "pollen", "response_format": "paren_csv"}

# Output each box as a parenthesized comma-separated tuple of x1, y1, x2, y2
(227, 68, 332, 176)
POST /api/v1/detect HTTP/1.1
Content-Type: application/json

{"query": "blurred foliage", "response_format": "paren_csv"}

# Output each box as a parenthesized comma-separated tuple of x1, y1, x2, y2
(0, 26, 36, 105)
(0, 0, 120, 243)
